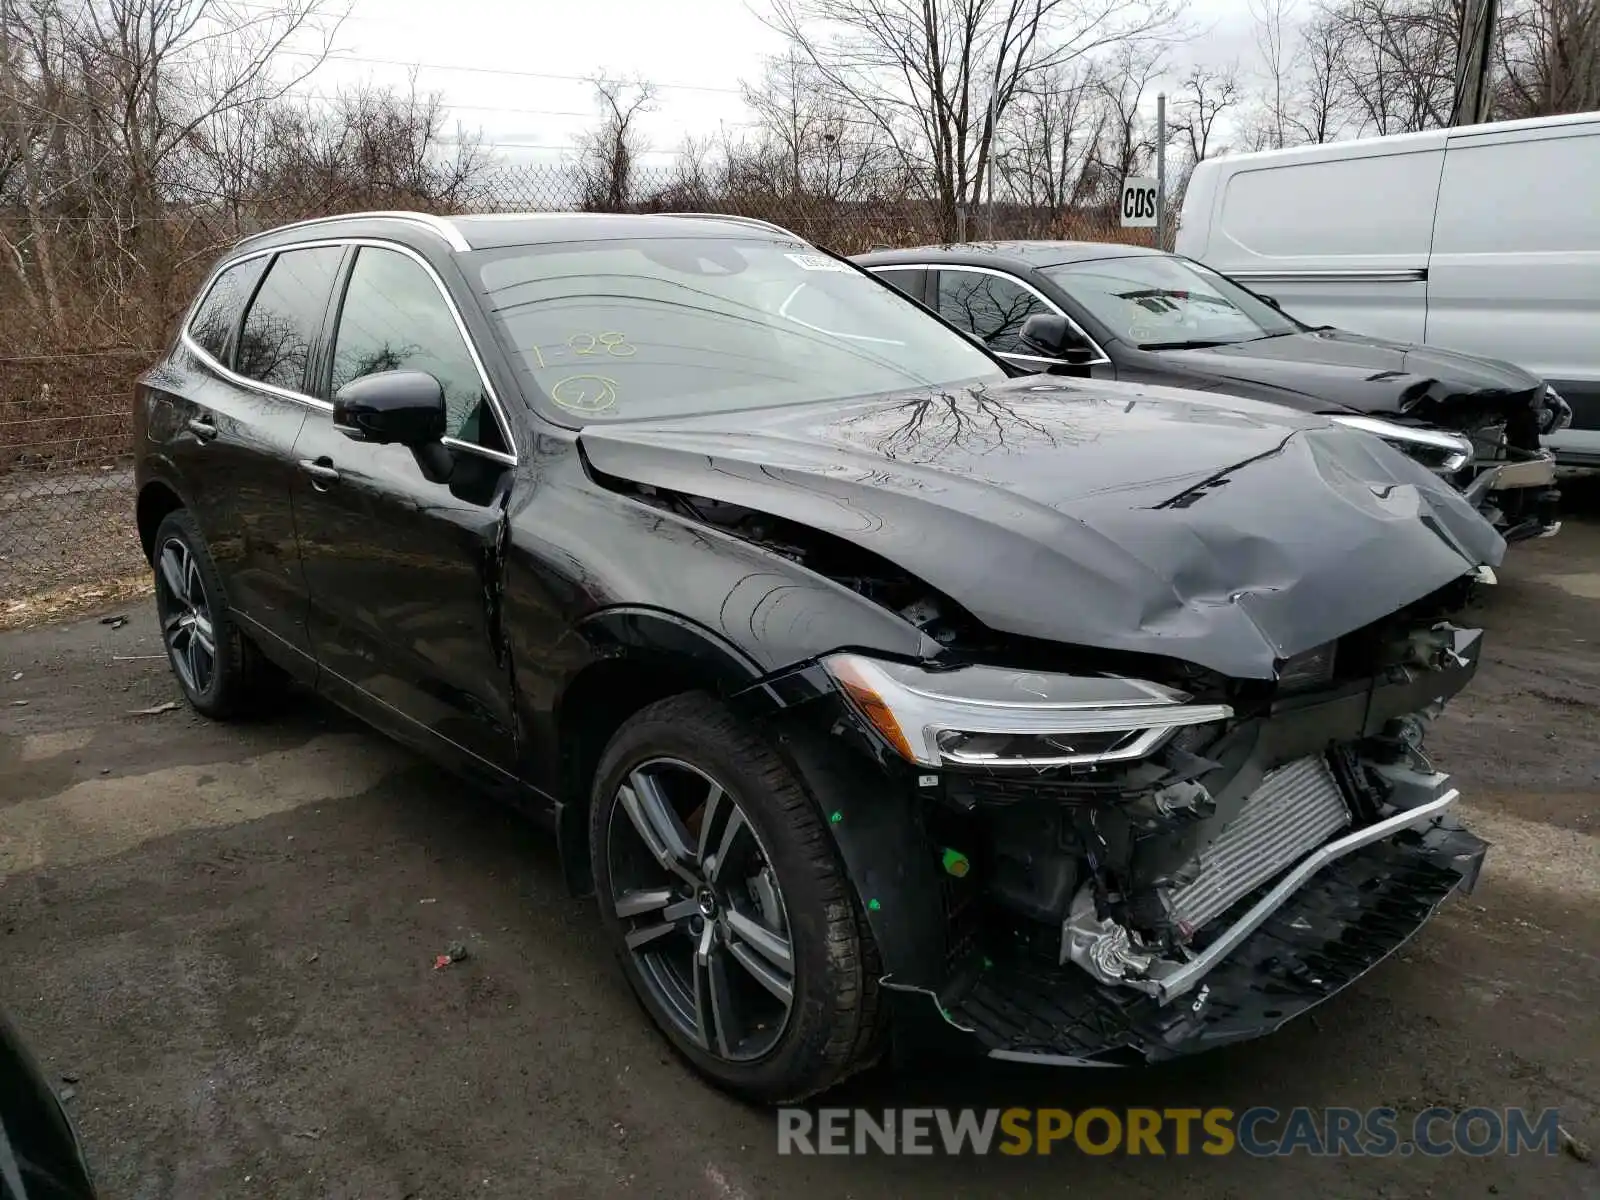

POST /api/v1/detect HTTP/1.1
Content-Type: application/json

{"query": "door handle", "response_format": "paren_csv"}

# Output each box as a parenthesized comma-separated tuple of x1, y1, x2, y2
(297, 457, 342, 486)
(186, 416, 218, 442)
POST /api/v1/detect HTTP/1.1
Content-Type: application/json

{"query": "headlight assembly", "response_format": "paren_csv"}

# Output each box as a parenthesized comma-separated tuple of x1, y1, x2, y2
(1541, 385, 1573, 435)
(822, 653, 1232, 769)
(1328, 414, 1473, 474)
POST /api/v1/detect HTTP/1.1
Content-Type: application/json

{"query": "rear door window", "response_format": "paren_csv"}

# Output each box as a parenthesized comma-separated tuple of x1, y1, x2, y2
(870, 267, 929, 305)
(188, 256, 269, 364)
(235, 246, 345, 393)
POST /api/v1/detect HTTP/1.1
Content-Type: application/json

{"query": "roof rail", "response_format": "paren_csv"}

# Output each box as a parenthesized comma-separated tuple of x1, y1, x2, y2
(661, 211, 799, 238)
(233, 210, 469, 253)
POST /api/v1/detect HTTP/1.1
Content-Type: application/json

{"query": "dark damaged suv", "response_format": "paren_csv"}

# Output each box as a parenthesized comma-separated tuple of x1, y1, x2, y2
(135, 211, 1496, 1101)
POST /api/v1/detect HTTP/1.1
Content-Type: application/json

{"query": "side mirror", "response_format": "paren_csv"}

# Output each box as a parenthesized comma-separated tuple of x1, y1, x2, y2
(1261, 294, 1283, 311)
(1019, 313, 1095, 363)
(333, 370, 447, 446)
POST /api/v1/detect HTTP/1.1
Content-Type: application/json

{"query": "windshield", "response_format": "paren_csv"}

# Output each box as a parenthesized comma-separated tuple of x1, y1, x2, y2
(472, 238, 1006, 423)
(1042, 255, 1300, 349)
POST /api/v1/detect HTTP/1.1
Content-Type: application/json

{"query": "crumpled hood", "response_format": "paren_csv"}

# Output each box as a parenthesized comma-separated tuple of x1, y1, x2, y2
(579, 377, 1505, 679)
(1149, 327, 1544, 417)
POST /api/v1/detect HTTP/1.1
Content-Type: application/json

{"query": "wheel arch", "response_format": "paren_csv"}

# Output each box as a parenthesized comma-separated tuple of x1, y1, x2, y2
(554, 607, 776, 895)
(136, 477, 188, 565)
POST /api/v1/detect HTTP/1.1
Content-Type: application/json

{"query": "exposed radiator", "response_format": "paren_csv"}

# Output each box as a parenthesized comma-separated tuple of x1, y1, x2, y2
(1168, 756, 1352, 934)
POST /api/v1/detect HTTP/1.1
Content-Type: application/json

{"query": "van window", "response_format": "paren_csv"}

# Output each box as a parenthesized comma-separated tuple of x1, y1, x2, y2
(1433, 133, 1600, 253)
(1220, 151, 1443, 257)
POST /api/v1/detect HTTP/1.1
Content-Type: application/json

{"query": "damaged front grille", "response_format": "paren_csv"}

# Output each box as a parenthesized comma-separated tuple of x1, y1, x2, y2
(1168, 756, 1352, 935)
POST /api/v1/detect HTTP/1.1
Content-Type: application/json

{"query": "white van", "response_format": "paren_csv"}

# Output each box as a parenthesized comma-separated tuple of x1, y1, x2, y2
(1177, 111, 1600, 466)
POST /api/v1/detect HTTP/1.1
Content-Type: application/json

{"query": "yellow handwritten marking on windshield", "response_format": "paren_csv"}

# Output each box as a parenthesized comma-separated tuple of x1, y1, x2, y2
(531, 335, 636, 369)
(550, 374, 619, 414)
(568, 332, 635, 357)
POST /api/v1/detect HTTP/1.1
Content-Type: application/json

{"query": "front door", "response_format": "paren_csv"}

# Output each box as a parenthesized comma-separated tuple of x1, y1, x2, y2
(291, 242, 519, 776)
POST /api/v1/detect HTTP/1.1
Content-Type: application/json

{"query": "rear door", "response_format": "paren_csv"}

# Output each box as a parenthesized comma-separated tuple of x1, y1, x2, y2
(156, 245, 344, 680)
(1427, 123, 1600, 445)
(290, 241, 520, 777)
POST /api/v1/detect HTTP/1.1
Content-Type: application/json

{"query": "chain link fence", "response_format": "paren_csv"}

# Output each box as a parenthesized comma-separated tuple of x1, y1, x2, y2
(0, 163, 1154, 609)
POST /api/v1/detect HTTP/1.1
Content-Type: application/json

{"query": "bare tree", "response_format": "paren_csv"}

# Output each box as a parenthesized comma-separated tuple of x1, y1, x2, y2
(0, 0, 341, 342)
(1321, 0, 1464, 134)
(247, 77, 493, 216)
(1078, 41, 1168, 210)
(1248, 0, 1295, 147)
(1175, 62, 1240, 163)
(573, 75, 656, 212)
(764, 0, 1181, 239)
(1497, 0, 1600, 117)
(739, 48, 898, 200)
(992, 59, 1098, 224)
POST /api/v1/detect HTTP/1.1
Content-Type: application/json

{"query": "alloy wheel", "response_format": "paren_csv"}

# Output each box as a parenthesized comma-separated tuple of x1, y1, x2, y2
(607, 758, 795, 1062)
(156, 536, 216, 697)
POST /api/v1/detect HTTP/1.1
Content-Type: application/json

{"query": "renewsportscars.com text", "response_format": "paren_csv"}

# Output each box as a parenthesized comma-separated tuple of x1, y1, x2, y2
(776, 1106, 1565, 1157)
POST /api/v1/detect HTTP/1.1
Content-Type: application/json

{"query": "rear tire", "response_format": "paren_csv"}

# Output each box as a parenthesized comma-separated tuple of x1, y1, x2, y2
(151, 509, 285, 719)
(590, 692, 883, 1103)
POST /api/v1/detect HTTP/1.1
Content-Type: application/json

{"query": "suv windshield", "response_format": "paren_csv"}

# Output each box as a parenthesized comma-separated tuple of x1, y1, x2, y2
(1043, 255, 1301, 349)
(473, 238, 1005, 423)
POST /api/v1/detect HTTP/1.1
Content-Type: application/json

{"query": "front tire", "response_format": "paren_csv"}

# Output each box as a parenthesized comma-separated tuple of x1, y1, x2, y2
(151, 509, 282, 719)
(590, 693, 883, 1103)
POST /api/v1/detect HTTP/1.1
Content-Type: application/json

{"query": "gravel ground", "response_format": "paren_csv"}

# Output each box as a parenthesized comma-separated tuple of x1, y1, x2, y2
(1, 488, 1598, 1199)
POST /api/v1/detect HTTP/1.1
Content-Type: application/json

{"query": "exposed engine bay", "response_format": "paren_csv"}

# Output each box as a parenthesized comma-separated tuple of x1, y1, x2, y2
(919, 585, 1484, 1011)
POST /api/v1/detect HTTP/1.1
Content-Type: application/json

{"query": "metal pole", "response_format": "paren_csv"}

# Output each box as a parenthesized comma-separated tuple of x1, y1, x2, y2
(987, 87, 998, 239)
(1451, 0, 1500, 127)
(1156, 92, 1167, 250)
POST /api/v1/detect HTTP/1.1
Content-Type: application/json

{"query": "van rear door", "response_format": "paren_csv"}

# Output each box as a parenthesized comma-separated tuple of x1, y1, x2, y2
(1427, 120, 1600, 454)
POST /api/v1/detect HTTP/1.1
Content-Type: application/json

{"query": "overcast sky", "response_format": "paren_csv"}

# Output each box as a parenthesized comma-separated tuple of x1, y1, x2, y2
(285, 0, 1264, 165)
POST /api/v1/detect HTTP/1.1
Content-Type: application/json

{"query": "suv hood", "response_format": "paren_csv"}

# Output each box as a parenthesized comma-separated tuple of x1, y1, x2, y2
(1147, 327, 1544, 418)
(579, 377, 1504, 679)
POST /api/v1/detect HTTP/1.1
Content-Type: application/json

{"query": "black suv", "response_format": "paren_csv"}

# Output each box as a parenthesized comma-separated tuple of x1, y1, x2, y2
(137, 211, 1496, 1101)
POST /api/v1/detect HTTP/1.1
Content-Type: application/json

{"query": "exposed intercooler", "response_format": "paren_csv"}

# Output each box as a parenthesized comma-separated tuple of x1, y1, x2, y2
(1167, 756, 1353, 934)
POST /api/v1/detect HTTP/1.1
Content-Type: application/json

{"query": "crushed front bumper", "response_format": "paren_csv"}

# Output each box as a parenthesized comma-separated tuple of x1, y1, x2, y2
(1463, 448, 1560, 541)
(887, 812, 1486, 1067)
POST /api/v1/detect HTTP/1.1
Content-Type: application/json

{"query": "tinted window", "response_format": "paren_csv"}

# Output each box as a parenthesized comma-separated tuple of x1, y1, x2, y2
(236, 246, 344, 392)
(1433, 132, 1600, 253)
(332, 246, 493, 444)
(1043, 256, 1299, 349)
(936, 269, 1051, 354)
(870, 267, 928, 304)
(474, 239, 1002, 424)
(188, 256, 268, 363)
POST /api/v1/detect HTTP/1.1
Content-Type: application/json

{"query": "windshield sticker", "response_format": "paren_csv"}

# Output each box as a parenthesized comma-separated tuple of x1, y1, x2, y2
(785, 252, 850, 273)
(550, 374, 619, 414)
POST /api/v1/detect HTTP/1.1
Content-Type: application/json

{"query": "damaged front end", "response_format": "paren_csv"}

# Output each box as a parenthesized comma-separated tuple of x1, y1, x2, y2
(795, 585, 1489, 1067)
(1334, 381, 1567, 542)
